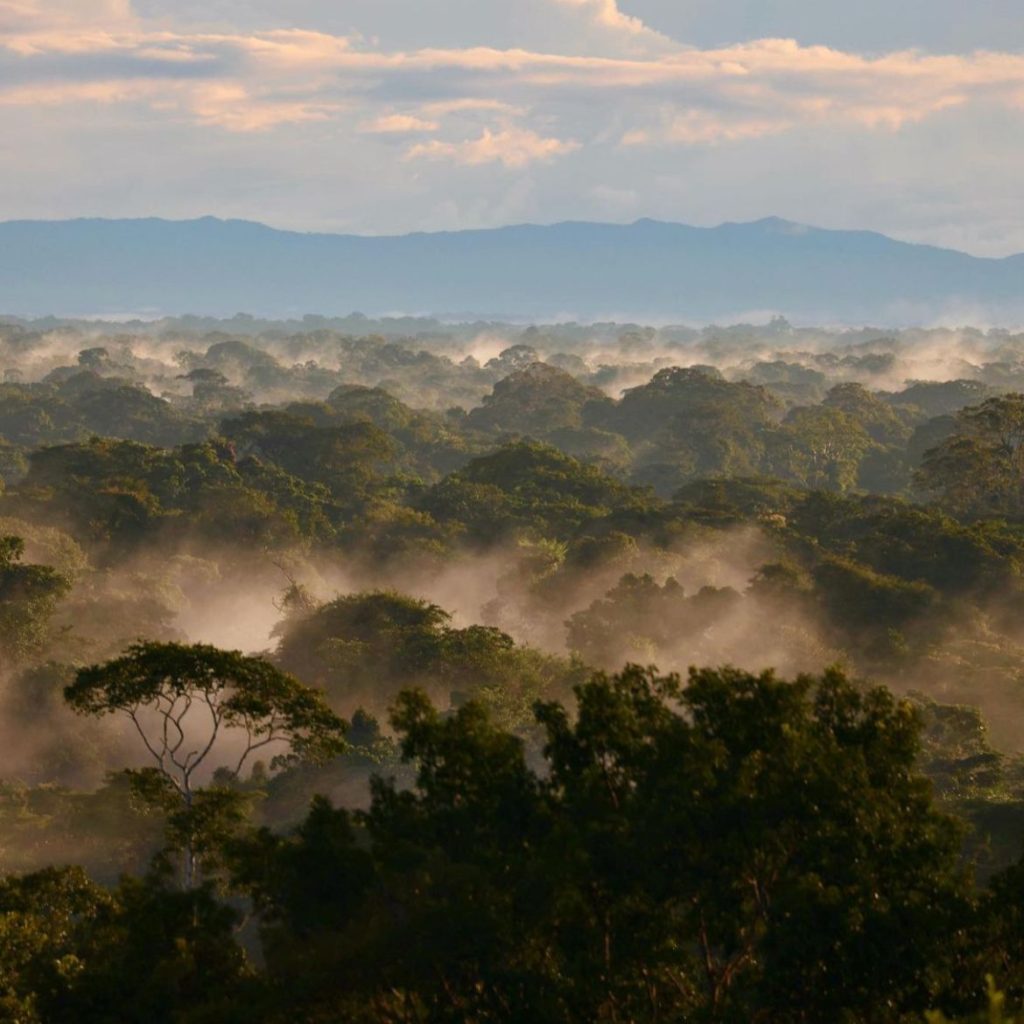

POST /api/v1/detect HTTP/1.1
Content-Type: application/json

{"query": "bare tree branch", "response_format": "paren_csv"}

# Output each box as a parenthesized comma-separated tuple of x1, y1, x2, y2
(233, 726, 285, 779)
(183, 688, 223, 781)
(128, 708, 185, 796)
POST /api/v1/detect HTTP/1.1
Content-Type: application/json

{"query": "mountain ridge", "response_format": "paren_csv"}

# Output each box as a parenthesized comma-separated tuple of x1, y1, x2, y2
(4, 213, 1007, 257)
(1, 215, 1021, 322)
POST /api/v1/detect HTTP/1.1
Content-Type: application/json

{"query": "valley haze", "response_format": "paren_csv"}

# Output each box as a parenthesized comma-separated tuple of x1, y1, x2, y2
(4, 215, 1024, 324)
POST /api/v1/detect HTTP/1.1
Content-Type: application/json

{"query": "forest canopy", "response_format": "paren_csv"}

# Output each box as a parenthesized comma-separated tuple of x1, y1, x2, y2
(4, 314, 1024, 1020)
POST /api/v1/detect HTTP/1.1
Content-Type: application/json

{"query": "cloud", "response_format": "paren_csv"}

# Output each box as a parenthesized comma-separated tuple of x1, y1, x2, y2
(622, 108, 790, 146)
(406, 126, 580, 167)
(4, 2, 1024, 253)
(361, 113, 440, 133)
(556, 0, 653, 35)
(0, 0, 133, 31)
(614, 0, 1024, 57)
(422, 98, 526, 116)
(188, 83, 339, 132)
(5, 25, 1023, 142)
(551, 0, 673, 53)
(131, 0, 674, 58)
(0, 79, 158, 107)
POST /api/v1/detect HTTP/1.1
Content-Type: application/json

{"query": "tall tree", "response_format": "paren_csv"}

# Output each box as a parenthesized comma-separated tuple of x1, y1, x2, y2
(0, 535, 70, 664)
(233, 666, 972, 1022)
(65, 642, 346, 887)
(916, 394, 1024, 516)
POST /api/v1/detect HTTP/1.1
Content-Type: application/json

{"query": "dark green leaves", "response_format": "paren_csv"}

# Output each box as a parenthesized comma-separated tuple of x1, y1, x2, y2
(236, 665, 971, 1022)
(0, 534, 70, 663)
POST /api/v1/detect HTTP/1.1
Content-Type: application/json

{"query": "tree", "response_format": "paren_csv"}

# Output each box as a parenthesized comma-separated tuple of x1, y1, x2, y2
(0, 867, 115, 1023)
(926, 980, 1020, 1024)
(812, 555, 937, 634)
(0, 535, 70, 664)
(916, 394, 1024, 517)
(822, 382, 915, 446)
(535, 666, 971, 1021)
(219, 409, 396, 501)
(597, 367, 781, 493)
(64, 642, 346, 887)
(419, 441, 642, 542)
(466, 362, 613, 437)
(891, 379, 993, 419)
(565, 573, 741, 669)
(275, 590, 576, 728)
(0, 866, 248, 1024)
(233, 666, 972, 1022)
(17, 437, 336, 551)
(768, 405, 874, 492)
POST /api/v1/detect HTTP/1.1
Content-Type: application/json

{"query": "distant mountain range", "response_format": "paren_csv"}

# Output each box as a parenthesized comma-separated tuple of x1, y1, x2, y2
(1, 215, 1022, 324)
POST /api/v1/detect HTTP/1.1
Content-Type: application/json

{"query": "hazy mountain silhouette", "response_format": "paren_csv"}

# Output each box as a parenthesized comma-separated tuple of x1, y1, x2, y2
(2, 215, 1022, 323)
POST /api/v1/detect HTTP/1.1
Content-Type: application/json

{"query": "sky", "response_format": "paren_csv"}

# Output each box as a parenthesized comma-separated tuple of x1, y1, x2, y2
(1, 0, 1023, 254)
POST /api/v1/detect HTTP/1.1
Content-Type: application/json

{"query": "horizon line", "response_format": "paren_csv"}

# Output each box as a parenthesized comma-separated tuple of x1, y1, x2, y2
(0, 213, 1010, 261)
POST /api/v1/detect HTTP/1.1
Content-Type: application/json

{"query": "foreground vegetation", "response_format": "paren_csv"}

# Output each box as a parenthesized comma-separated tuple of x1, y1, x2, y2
(5, 316, 1024, 1019)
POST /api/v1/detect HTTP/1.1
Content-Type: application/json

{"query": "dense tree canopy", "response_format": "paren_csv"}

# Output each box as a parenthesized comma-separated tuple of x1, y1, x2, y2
(916, 395, 1024, 517)
(66, 642, 346, 886)
(4, 319, 1024, 1019)
(275, 590, 581, 726)
(227, 666, 979, 1023)
(0, 534, 70, 662)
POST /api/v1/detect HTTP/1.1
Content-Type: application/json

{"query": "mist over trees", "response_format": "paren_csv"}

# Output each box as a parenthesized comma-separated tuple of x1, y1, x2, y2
(6, 313, 1024, 1019)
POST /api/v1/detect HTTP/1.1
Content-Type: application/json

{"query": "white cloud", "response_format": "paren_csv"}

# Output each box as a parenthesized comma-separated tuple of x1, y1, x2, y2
(550, 0, 673, 54)
(132, 0, 671, 57)
(4, 25, 1023, 142)
(0, 0, 133, 31)
(0, 79, 156, 107)
(188, 83, 339, 132)
(406, 127, 580, 167)
(622, 109, 789, 146)
(620, 0, 1024, 56)
(555, 0, 660, 39)
(361, 113, 440, 133)
(422, 98, 525, 116)
(2, 1, 1024, 252)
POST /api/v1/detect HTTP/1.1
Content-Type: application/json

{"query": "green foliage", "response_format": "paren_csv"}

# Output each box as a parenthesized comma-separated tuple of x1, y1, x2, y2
(0, 534, 70, 663)
(0, 376, 203, 450)
(597, 367, 782, 493)
(66, 642, 347, 775)
(467, 362, 614, 437)
(419, 440, 644, 542)
(9, 327, 1024, 1019)
(275, 590, 577, 726)
(813, 554, 938, 632)
(566, 572, 741, 667)
(0, 867, 248, 1024)
(0, 867, 116, 1023)
(823, 381, 916, 445)
(768, 404, 875, 492)
(220, 409, 396, 500)
(916, 395, 1024, 517)
(230, 665, 972, 1022)
(927, 979, 1020, 1023)
(0, 771, 174, 883)
(11, 436, 336, 551)
(65, 642, 346, 886)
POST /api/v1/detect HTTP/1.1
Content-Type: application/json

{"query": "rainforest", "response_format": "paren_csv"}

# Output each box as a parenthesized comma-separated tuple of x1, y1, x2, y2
(1, 315, 1024, 1021)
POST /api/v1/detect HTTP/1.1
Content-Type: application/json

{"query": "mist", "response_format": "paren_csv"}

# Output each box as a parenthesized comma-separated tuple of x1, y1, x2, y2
(5, 307, 1024, 888)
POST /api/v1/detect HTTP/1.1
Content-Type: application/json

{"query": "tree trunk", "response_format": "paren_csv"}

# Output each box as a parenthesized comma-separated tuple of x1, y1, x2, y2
(183, 789, 196, 890)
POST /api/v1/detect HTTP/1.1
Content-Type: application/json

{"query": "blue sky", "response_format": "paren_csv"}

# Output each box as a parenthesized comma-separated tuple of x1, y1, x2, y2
(628, 1, 1024, 53)
(2, 0, 1023, 254)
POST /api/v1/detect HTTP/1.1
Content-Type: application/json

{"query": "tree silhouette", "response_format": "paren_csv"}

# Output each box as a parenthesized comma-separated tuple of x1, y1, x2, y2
(65, 641, 346, 887)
